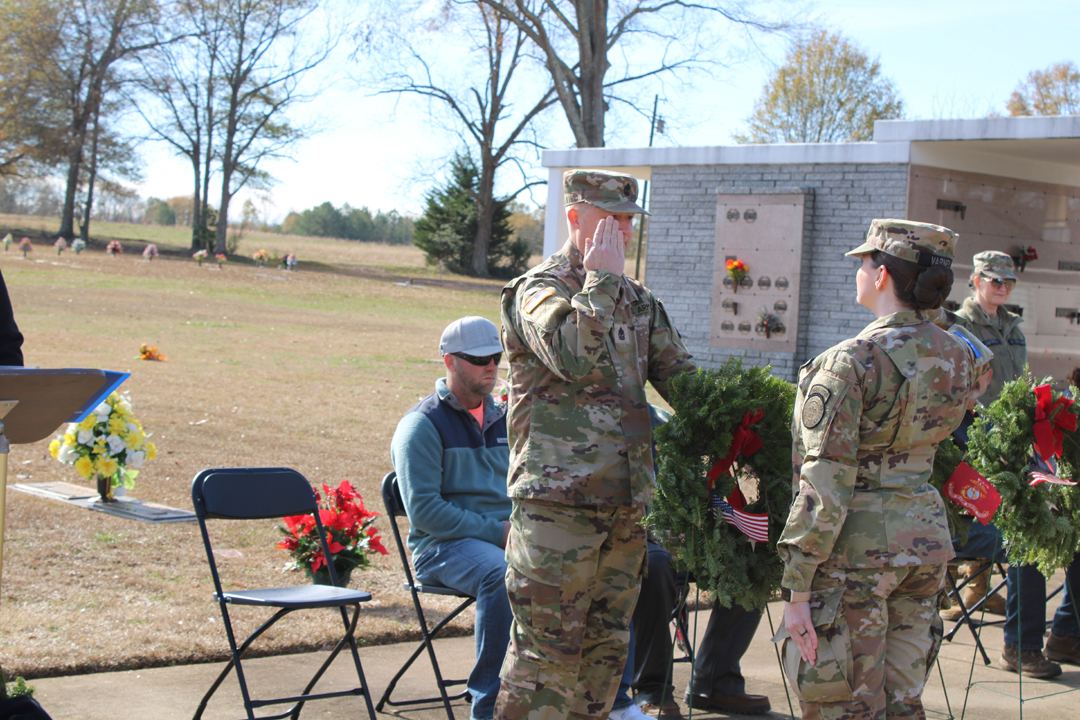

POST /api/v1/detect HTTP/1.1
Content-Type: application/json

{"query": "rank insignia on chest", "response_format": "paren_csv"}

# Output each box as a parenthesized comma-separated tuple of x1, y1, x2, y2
(630, 301, 649, 317)
(618, 326, 626, 341)
(802, 384, 832, 428)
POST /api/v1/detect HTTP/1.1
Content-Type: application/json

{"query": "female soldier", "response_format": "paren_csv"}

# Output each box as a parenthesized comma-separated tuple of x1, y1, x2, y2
(953, 251, 1024, 405)
(776, 219, 981, 720)
(950, 251, 1074, 678)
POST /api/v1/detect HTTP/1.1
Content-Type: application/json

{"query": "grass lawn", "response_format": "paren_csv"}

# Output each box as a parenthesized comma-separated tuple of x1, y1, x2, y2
(0, 214, 655, 679)
(0, 219, 511, 679)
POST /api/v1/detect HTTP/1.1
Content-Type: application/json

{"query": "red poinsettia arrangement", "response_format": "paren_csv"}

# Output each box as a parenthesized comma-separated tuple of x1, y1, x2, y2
(276, 480, 387, 585)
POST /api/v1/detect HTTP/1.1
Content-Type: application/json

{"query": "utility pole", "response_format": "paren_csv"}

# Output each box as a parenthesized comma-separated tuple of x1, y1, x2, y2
(634, 95, 661, 280)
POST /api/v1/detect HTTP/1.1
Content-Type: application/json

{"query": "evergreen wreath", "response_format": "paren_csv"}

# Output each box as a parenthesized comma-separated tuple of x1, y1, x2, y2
(648, 361, 795, 610)
(964, 373, 1080, 576)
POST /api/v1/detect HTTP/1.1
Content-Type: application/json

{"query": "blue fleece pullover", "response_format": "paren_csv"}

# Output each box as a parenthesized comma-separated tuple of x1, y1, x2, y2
(390, 378, 511, 558)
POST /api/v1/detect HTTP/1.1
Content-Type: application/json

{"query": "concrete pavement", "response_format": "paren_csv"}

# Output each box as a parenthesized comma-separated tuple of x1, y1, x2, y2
(27, 599, 1080, 720)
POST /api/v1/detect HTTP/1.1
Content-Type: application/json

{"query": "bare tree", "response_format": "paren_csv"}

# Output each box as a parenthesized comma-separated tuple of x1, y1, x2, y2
(44, 0, 167, 240)
(211, 0, 331, 253)
(371, 1, 556, 276)
(470, 0, 789, 147)
(135, 0, 225, 249)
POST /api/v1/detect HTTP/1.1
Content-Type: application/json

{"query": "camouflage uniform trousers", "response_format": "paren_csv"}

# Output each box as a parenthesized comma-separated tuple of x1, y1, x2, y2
(494, 498, 646, 720)
(792, 564, 946, 720)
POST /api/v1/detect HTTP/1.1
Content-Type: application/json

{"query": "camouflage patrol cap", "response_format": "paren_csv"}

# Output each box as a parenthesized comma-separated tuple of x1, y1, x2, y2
(563, 169, 649, 214)
(845, 219, 956, 269)
(973, 251, 1018, 281)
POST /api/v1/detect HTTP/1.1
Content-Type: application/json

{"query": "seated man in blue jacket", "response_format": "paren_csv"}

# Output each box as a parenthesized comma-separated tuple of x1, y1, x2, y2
(391, 316, 512, 720)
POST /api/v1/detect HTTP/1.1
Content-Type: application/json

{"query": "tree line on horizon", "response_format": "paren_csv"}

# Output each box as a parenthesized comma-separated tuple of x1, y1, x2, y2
(0, 1, 1075, 279)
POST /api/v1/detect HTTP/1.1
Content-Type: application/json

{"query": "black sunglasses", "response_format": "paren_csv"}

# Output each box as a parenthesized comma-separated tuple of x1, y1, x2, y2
(983, 276, 1016, 290)
(453, 351, 502, 367)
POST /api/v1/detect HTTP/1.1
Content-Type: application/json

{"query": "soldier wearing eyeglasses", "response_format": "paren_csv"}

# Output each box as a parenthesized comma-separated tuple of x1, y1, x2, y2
(495, 170, 694, 720)
(390, 316, 513, 720)
(954, 250, 1025, 405)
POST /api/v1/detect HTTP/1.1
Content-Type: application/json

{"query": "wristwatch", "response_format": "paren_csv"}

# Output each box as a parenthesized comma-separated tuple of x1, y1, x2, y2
(780, 588, 812, 603)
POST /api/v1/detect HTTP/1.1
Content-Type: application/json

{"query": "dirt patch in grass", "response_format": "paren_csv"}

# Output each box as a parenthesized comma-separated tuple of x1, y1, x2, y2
(0, 241, 506, 679)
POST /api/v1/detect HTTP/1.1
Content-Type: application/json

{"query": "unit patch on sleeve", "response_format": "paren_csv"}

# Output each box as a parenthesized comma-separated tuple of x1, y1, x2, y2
(801, 384, 832, 429)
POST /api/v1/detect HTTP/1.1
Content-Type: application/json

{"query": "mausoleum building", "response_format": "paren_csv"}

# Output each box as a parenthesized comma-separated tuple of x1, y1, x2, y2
(540, 117, 1080, 384)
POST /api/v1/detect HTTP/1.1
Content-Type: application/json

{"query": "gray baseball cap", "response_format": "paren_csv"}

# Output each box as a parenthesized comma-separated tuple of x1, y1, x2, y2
(439, 316, 502, 356)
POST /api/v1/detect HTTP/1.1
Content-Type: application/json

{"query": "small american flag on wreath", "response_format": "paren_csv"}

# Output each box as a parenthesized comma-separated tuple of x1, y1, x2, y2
(711, 486, 770, 543)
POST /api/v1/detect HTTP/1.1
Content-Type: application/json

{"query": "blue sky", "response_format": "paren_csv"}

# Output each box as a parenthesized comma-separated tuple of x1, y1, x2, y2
(137, 0, 1079, 222)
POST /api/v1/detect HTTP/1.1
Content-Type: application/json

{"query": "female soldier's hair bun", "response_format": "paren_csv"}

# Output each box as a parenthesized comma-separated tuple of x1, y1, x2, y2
(871, 251, 954, 310)
(911, 265, 953, 310)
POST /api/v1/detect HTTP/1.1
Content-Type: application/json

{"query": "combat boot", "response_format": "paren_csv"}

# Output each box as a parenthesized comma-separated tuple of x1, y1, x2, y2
(1046, 633, 1080, 665)
(1000, 645, 1062, 679)
(959, 562, 1006, 615)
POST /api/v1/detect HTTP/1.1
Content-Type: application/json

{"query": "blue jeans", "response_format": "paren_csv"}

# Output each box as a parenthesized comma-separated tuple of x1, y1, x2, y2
(954, 519, 1080, 649)
(414, 537, 512, 720)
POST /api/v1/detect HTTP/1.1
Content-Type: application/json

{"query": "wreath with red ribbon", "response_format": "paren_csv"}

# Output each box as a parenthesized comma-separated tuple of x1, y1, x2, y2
(962, 373, 1080, 576)
(648, 361, 795, 610)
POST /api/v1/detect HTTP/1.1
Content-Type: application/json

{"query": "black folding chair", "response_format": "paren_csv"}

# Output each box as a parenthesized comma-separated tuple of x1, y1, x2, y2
(942, 557, 1010, 665)
(377, 471, 475, 720)
(672, 571, 696, 668)
(191, 467, 377, 720)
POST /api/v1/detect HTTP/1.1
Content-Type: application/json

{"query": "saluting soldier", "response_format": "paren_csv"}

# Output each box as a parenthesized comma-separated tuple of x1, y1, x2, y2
(496, 170, 694, 720)
(776, 220, 984, 720)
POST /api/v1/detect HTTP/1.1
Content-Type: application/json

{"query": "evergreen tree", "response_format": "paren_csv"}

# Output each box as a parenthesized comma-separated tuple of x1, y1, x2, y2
(413, 155, 527, 278)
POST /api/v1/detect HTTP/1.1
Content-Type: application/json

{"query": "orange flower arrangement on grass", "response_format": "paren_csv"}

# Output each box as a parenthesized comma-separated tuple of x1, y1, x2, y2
(139, 344, 167, 361)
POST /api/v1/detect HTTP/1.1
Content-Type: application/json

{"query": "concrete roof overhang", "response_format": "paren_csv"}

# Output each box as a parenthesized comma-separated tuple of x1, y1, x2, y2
(539, 116, 1080, 253)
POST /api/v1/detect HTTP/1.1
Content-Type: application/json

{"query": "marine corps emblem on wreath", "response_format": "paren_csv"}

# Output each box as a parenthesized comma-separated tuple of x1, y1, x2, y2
(801, 385, 831, 428)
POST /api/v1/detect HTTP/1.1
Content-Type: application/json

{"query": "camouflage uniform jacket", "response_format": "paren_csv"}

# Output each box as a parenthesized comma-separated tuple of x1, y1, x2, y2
(499, 240, 695, 506)
(777, 310, 979, 592)
(953, 296, 1026, 404)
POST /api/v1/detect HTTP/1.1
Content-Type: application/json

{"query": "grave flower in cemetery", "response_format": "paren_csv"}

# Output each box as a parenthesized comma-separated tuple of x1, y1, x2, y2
(276, 480, 388, 586)
(138, 343, 167, 361)
(49, 392, 157, 502)
(253, 248, 269, 267)
(2, 233, 11, 251)
(106, 240, 123, 256)
(193, 249, 208, 266)
(72, 238, 86, 254)
(755, 308, 783, 339)
(143, 244, 158, 261)
(726, 258, 748, 293)
(54, 237, 67, 255)
(215, 253, 227, 268)
(17, 237, 31, 257)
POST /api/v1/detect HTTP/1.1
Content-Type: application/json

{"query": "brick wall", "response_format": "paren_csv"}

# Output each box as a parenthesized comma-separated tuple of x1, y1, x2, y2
(646, 163, 909, 380)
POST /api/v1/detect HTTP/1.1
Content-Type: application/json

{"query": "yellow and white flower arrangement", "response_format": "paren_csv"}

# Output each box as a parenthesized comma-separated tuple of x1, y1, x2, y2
(49, 392, 157, 500)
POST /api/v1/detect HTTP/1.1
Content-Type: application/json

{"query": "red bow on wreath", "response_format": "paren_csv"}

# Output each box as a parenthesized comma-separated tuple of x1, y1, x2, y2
(1032, 384, 1077, 463)
(705, 409, 764, 489)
